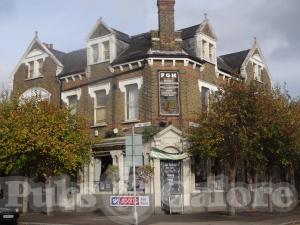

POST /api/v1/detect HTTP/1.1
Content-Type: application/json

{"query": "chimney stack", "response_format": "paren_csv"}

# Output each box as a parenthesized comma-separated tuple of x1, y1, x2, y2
(152, 0, 182, 51)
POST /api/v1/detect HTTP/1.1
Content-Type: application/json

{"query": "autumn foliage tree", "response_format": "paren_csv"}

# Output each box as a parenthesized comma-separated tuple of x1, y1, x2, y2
(0, 94, 91, 213)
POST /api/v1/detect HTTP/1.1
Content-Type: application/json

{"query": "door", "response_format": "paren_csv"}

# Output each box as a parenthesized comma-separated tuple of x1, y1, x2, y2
(160, 160, 182, 211)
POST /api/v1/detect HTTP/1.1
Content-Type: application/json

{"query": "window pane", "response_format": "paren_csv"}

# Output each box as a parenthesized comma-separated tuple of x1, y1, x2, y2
(28, 61, 34, 78)
(103, 41, 110, 61)
(38, 59, 43, 74)
(96, 108, 106, 124)
(126, 84, 139, 120)
(92, 44, 99, 63)
(95, 90, 106, 123)
(68, 95, 78, 115)
(201, 87, 209, 111)
(95, 90, 106, 107)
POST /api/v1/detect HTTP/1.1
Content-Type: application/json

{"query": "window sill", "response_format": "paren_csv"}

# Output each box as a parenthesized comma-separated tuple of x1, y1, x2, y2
(122, 120, 140, 124)
(25, 75, 43, 81)
(89, 60, 110, 66)
(91, 123, 108, 128)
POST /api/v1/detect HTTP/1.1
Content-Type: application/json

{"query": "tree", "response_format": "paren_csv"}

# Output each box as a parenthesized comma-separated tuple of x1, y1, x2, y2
(188, 81, 300, 215)
(0, 95, 92, 214)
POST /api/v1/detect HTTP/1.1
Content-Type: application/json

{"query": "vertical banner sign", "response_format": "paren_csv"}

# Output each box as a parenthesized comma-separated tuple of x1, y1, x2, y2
(159, 71, 180, 115)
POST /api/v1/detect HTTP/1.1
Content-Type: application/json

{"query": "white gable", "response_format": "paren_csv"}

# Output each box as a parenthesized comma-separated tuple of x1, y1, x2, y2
(152, 125, 184, 153)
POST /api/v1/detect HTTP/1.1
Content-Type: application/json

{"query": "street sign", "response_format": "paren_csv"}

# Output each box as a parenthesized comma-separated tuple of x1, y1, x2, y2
(134, 122, 151, 128)
(111, 196, 150, 207)
(126, 155, 143, 167)
(125, 135, 143, 156)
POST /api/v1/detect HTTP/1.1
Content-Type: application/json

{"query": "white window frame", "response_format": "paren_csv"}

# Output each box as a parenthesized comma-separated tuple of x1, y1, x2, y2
(87, 34, 116, 65)
(119, 77, 143, 122)
(198, 80, 218, 110)
(61, 88, 82, 113)
(23, 49, 48, 79)
(250, 54, 264, 83)
(196, 34, 217, 64)
(20, 87, 51, 102)
(88, 82, 111, 126)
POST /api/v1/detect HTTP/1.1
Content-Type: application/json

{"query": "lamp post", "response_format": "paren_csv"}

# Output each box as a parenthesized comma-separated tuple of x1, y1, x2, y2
(132, 125, 138, 225)
(131, 122, 151, 225)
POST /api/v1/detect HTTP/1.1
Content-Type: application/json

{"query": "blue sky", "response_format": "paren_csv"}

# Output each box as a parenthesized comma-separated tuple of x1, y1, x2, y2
(1, 0, 300, 97)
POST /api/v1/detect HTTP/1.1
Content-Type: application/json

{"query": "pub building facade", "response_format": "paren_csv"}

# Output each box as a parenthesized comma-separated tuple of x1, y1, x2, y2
(12, 0, 272, 213)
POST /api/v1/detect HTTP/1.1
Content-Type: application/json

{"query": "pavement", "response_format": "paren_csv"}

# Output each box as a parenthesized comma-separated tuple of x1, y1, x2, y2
(18, 208, 300, 225)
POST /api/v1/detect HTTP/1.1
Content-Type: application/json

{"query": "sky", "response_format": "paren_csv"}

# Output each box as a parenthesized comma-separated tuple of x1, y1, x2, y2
(0, 0, 299, 96)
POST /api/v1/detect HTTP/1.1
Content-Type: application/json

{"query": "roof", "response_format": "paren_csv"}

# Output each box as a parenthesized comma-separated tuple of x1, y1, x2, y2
(45, 23, 250, 77)
(49, 48, 87, 76)
(113, 29, 131, 43)
(219, 49, 250, 72)
(112, 32, 152, 65)
(180, 24, 200, 39)
(217, 57, 233, 74)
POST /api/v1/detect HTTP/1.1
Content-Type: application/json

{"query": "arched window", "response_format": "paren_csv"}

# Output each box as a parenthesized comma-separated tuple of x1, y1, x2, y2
(19, 87, 51, 102)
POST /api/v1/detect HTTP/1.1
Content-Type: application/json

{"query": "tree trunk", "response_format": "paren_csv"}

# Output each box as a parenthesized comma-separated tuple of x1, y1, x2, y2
(45, 176, 53, 216)
(22, 177, 29, 213)
(268, 173, 273, 213)
(228, 164, 237, 216)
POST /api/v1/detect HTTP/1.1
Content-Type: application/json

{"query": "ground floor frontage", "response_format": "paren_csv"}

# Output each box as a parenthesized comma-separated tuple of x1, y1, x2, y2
(77, 125, 298, 215)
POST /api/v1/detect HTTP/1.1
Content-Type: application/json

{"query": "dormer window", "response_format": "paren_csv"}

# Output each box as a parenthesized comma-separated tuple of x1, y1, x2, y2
(198, 35, 216, 64)
(88, 40, 112, 65)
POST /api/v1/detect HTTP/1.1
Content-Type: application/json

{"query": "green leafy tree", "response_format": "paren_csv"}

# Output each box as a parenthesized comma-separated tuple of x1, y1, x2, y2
(189, 81, 300, 215)
(0, 95, 92, 214)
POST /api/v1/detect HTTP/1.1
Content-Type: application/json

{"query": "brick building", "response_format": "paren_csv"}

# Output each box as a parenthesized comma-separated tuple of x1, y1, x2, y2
(12, 0, 271, 213)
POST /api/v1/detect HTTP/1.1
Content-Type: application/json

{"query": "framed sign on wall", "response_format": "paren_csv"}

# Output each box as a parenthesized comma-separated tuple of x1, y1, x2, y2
(159, 71, 180, 116)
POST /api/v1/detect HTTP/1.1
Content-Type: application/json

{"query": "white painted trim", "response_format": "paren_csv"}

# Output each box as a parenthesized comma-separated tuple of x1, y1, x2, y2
(86, 18, 115, 41)
(88, 82, 111, 98)
(118, 76, 143, 93)
(19, 87, 52, 102)
(10, 35, 64, 86)
(196, 19, 218, 40)
(88, 82, 111, 126)
(241, 41, 273, 85)
(119, 76, 143, 122)
(198, 80, 218, 92)
(87, 34, 117, 65)
(61, 88, 82, 105)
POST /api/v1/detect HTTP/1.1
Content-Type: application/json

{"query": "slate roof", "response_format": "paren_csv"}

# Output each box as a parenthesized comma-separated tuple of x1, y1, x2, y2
(179, 24, 200, 39)
(113, 29, 131, 43)
(217, 57, 233, 74)
(112, 32, 152, 65)
(47, 24, 250, 77)
(219, 49, 250, 72)
(49, 48, 87, 76)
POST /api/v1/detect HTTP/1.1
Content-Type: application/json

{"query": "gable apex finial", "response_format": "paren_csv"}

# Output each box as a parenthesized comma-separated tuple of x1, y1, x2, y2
(254, 37, 257, 44)
(204, 13, 208, 20)
(34, 31, 38, 39)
